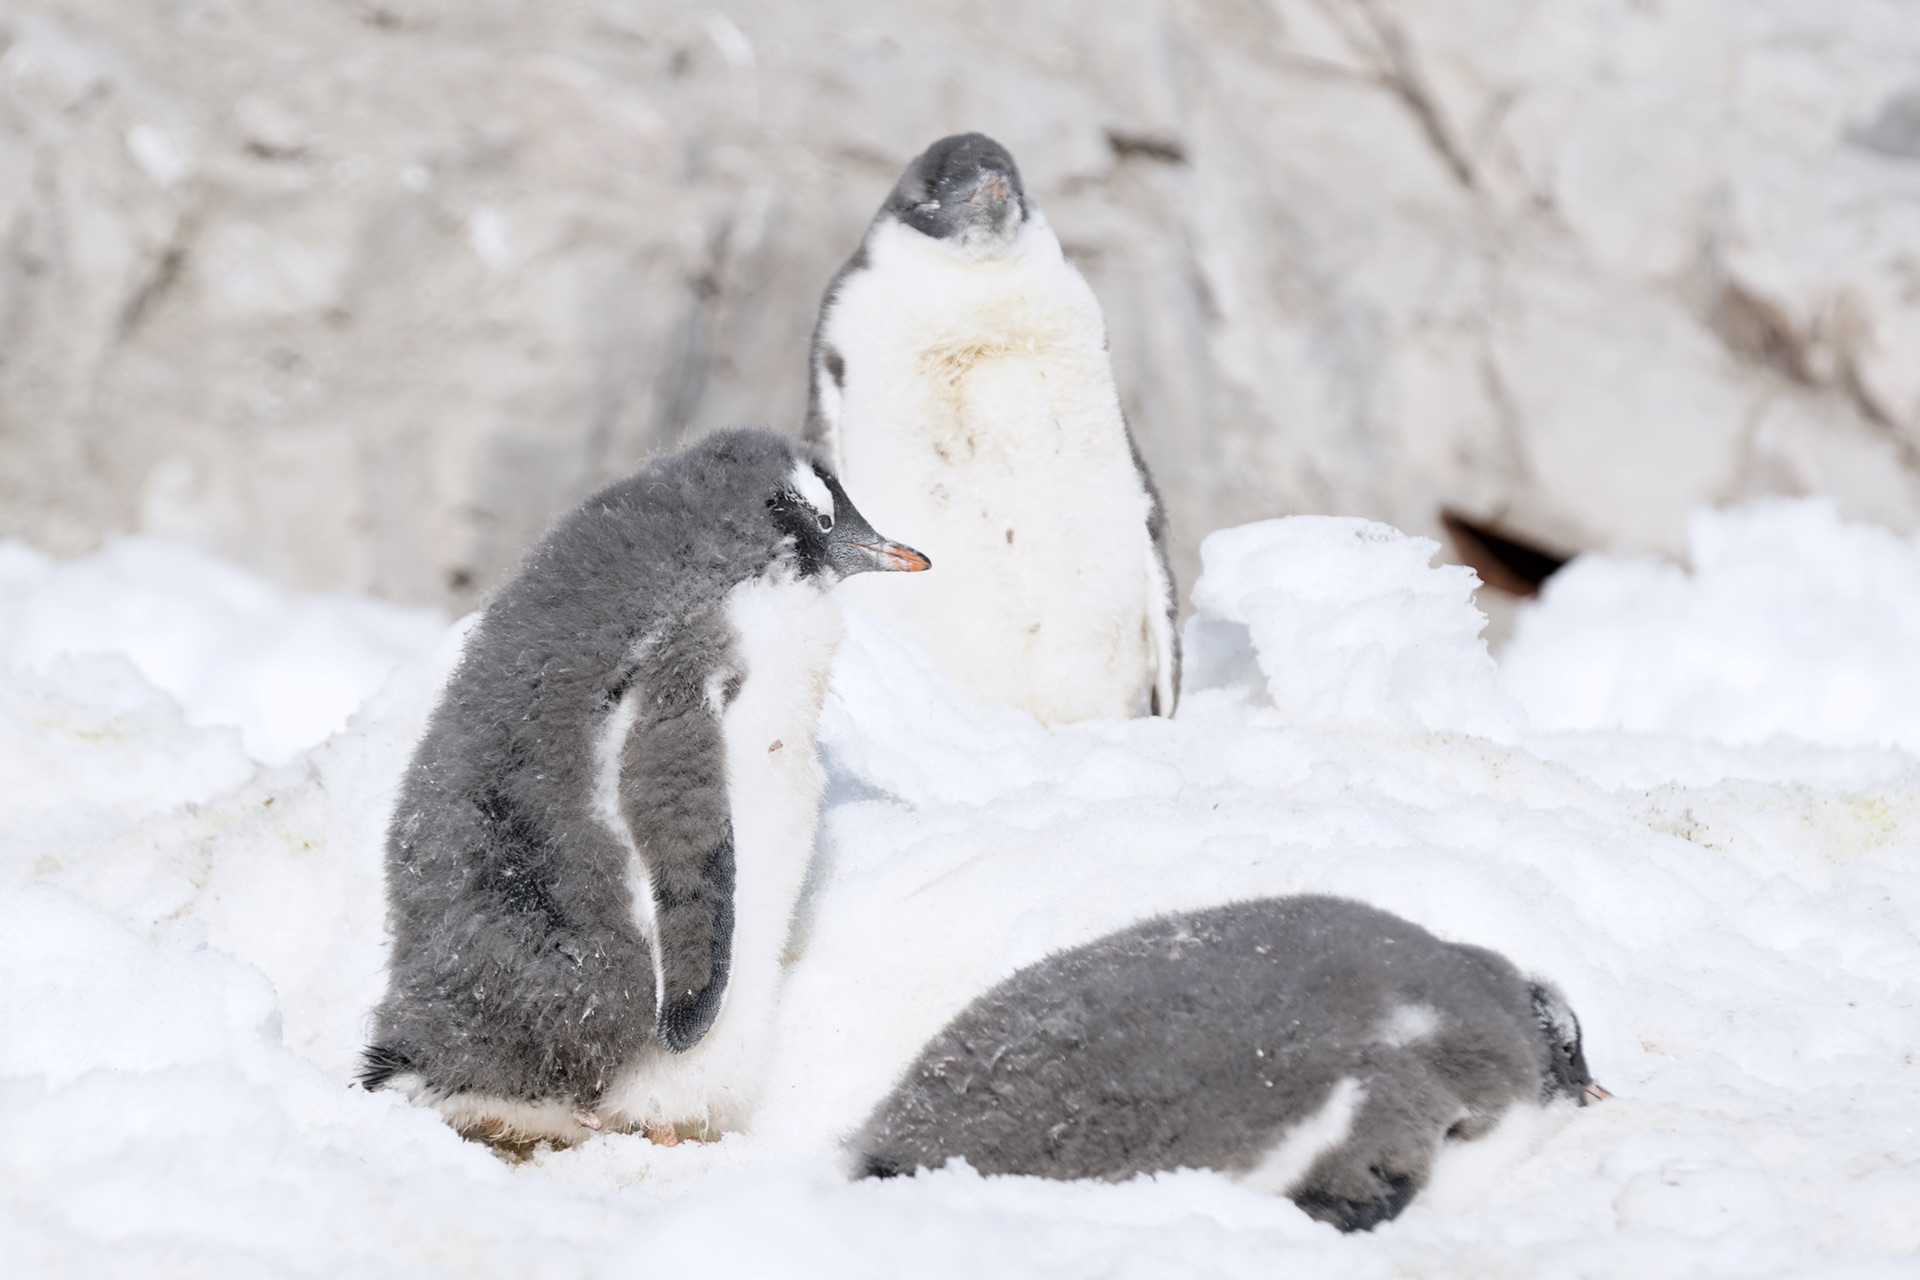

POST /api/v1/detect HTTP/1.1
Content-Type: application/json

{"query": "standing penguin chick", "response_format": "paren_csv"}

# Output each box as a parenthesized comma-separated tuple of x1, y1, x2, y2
(806, 132, 1179, 721)
(362, 428, 929, 1148)
(853, 896, 1605, 1231)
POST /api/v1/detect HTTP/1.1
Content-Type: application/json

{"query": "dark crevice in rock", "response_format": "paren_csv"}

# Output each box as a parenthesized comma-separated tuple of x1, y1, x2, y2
(1712, 280, 1813, 386)
(1352, 0, 1476, 190)
(1107, 130, 1187, 165)
(1441, 509, 1569, 597)
(649, 217, 733, 450)
(116, 218, 194, 339)
(1710, 277, 1920, 477)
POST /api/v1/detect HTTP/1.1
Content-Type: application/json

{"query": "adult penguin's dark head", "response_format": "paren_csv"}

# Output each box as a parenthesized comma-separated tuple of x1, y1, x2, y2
(883, 132, 1029, 249)
(767, 456, 931, 582)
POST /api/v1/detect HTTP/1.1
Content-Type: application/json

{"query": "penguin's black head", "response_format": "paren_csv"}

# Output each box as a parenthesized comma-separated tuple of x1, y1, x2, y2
(884, 132, 1029, 249)
(766, 456, 932, 582)
(1530, 982, 1609, 1107)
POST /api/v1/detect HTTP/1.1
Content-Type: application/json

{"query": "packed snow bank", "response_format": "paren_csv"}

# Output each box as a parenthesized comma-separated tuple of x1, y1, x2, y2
(0, 538, 455, 1078)
(5, 520, 1920, 1277)
(0, 653, 255, 816)
(0, 538, 446, 764)
(1503, 499, 1920, 754)
(1187, 517, 1521, 740)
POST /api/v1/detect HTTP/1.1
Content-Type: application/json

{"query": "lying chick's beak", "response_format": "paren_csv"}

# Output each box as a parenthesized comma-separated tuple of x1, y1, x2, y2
(852, 540, 931, 573)
(1582, 1082, 1612, 1106)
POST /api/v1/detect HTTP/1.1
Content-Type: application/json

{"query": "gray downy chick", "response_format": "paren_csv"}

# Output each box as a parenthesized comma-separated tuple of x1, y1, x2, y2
(805, 131, 1180, 723)
(853, 895, 1605, 1231)
(362, 427, 928, 1147)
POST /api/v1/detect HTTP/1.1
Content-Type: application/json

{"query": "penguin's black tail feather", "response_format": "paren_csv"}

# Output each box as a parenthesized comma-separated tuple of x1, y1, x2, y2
(358, 1043, 413, 1092)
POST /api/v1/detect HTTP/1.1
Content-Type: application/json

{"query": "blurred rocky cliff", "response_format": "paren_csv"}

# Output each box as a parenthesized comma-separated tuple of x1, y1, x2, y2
(4, 0, 1919, 609)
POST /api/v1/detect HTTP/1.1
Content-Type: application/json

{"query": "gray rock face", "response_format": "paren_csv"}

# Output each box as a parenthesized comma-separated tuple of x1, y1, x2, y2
(5, 1, 1920, 608)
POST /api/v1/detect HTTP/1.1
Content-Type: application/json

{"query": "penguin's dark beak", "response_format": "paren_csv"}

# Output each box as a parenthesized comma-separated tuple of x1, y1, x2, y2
(850, 540, 931, 573)
(967, 171, 1013, 206)
(813, 475, 931, 578)
(1581, 1082, 1612, 1106)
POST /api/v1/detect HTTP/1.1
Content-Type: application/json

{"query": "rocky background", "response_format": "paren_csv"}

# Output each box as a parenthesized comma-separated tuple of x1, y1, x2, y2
(4, 0, 1919, 612)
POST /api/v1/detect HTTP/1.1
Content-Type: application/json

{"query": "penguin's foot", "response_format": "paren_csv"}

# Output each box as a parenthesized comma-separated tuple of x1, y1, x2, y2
(638, 1120, 710, 1146)
(457, 1117, 565, 1164)
(431, 1091, 600, 1157)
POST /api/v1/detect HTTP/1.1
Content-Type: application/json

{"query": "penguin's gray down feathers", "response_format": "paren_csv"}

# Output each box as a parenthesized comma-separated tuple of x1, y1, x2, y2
(853, 895, 1600, 1232)
(363, 427, 919, 1110)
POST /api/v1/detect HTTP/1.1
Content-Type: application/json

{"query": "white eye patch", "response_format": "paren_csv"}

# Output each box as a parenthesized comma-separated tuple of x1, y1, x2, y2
(787, 461, 835, 521)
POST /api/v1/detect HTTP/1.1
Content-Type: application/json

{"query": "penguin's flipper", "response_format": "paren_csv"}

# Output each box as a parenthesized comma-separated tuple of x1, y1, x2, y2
(803, 246, 863, 470)
(1288, 1058, 1451, 1230)
(1144, 538, 1180, 718)
(1122, 410, 1181, 717)
(802, 340, 845, 454)
(619, 695, 737, 1054)
(1291, 1169, 1419, 1233)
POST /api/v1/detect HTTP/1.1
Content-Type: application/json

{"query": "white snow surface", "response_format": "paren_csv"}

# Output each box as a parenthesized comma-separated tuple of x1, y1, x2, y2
(0, 537, 447, 765)
(5, 512, 1920, 1277)
(1504, 499, 1920, 756)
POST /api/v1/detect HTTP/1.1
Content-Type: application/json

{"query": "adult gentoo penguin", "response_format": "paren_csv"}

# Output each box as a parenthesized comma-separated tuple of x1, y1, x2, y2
(361, 428, 929, 1148)
(805, 131, 1179, 722)
(854, 895, 1606, 1231)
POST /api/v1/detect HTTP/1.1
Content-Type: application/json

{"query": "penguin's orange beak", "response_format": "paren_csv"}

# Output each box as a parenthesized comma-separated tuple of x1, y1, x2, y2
(1582, 1082, 1612, 1105)
(855, 540, 931, 572)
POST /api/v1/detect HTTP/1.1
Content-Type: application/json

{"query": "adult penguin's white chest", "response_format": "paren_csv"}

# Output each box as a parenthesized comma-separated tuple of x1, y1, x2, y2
(603, 570, 842, 1134)
(819, 218, 1165, 723)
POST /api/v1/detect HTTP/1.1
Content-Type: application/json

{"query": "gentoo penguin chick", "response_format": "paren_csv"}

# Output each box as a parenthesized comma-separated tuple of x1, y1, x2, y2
(853, 895, 1605, 1232)
(805, 131, 1179, 722)
(361, 428, 929, 1149)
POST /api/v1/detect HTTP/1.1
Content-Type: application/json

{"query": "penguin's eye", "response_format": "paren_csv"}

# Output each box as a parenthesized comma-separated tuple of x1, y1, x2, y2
(817, 513, 834, 532)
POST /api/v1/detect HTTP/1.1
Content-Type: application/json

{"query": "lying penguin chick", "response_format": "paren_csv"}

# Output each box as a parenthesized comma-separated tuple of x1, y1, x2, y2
(361, 428, 929, 1150)
(853, 895, 1605, 1232)
(806, 131, 1180, 722)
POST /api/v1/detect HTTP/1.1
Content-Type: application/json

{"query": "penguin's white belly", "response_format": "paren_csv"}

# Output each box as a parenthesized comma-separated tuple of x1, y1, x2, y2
(603, 573, 842, 1133)
(835, 342, 1159, 723)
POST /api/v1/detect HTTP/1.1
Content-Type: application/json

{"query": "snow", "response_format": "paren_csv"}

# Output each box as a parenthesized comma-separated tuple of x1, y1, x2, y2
(5, 507, 1920, 1276)
(1189, 517, 1520, 741)
(0, 537, 447, 766)
(1503, 499, 1920, 754)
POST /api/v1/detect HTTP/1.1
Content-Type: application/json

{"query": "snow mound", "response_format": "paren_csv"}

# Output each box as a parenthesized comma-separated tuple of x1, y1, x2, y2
(0, 653, 254, 817)
(5, 517, 1920, 1275)
(1188, 517, 1521, 741)
(1503, 499, 1920, 752)
(0, 537, 447, 764)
